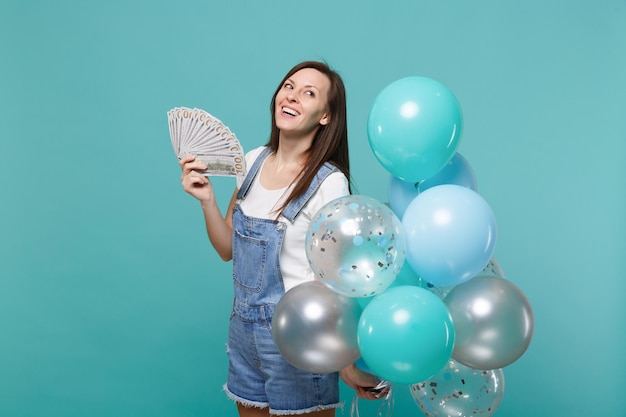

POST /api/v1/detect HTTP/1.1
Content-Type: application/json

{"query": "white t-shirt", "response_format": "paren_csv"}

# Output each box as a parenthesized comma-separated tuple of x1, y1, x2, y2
(239, 146, 350, 292)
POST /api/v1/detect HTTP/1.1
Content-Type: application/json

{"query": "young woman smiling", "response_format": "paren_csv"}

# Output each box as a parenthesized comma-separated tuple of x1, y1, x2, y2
(180, 61, 380, 416)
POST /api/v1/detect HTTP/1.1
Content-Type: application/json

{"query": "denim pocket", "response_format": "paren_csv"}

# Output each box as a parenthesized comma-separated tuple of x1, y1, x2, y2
(232, 228, 267, 293)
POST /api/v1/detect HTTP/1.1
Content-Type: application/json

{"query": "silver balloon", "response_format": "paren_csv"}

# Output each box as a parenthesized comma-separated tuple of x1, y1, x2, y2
(271, 280, 363, 373)
(444, 276, 534, 369)
(479, 257, 506, 279)
(305, 194, 406, 298)
(410, 359, 505, 417)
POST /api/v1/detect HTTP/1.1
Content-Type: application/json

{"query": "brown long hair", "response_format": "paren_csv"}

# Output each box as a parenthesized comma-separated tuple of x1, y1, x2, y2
(266, 61, 351, 213)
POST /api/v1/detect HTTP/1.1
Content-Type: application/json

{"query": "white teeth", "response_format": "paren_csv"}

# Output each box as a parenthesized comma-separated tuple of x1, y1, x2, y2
(282, 107, 299, 116)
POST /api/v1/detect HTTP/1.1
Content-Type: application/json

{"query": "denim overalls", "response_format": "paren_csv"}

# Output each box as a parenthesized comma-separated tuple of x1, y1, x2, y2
(224, 147, 342, 414)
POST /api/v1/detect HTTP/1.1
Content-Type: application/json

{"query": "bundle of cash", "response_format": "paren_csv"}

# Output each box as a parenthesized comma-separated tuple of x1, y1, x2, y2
(167, 107, 246, 187)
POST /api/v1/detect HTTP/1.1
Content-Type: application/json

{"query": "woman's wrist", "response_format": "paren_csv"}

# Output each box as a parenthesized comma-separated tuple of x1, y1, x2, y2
(199, 195, 217, 210)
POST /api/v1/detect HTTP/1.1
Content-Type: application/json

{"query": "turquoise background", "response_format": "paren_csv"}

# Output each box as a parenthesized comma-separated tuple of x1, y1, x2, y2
(1, 1, 624, 416)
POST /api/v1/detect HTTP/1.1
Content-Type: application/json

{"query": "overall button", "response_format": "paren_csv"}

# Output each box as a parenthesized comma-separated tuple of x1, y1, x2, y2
(276, 222, 285, 230)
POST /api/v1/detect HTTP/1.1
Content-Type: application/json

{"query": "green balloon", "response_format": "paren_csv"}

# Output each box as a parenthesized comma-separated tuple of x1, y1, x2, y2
(357, 286, 455, 384)
(367, 76, 463, 183)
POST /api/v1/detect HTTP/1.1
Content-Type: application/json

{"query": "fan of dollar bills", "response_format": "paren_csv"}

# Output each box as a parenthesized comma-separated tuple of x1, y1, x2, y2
(167, 107, 246, 187)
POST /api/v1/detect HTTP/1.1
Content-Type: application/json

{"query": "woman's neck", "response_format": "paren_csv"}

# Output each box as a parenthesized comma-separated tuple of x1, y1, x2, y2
(275, 133, 313, 165)
(260, 140, 308, 190)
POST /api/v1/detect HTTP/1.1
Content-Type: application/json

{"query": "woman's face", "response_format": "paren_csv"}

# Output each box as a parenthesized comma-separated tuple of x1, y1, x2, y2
(274, 68, 331, 138)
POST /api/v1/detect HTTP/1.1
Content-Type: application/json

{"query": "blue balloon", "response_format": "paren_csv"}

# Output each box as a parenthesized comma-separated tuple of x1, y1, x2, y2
(367, 76, 463, 183)
(402, 185, 497, 287)
(387, 175, 420, 219)
(418, 152, 478, 193)
(358, 286, 455, 384)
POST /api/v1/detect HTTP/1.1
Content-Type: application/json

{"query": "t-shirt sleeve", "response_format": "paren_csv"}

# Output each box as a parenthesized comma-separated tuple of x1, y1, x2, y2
(302, 172, 350, 219)
(244, 146, 267, 171)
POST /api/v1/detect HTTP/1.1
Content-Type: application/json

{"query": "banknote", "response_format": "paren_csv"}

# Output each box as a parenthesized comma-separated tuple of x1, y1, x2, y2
(168, 107, 246, 186)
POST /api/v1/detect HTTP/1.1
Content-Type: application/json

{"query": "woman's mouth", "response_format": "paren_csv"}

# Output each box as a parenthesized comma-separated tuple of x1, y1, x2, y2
(282, 106, 300, 117)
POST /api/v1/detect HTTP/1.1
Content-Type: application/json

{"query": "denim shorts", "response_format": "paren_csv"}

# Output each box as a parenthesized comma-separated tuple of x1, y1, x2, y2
(224, 313, 341, 415)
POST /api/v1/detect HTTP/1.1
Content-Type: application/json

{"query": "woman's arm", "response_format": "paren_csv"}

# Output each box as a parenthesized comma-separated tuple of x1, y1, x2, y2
(339, 363, 385, 400)
(198, 188, 236, 261)
(180, 154, 235, 261)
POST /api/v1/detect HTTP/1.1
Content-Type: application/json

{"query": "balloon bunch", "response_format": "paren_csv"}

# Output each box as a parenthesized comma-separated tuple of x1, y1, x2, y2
(271, 76, 534, 417)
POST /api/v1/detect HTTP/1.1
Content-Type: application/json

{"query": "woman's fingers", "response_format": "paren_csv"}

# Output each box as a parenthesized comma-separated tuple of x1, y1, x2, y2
(179, 155, 207, 175)
(356, 387, 379, 400)
(179, 154, 195, 165)
(181, 162, 207, 176)
(178, 154, 194, 172)
(182, 171, 209, 188)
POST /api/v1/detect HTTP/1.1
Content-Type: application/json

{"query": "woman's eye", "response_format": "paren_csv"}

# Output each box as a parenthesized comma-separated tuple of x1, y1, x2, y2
(305, 90, 315, 97)
(284, 83, 293, 89)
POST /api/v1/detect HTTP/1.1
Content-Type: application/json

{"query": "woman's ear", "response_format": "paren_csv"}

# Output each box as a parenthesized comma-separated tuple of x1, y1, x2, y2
(319, 112, 331, 126)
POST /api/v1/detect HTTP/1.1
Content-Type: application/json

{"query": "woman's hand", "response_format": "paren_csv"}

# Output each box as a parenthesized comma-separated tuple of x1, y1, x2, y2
(339, 363, 387, 400)
(180, 154, 213, 203)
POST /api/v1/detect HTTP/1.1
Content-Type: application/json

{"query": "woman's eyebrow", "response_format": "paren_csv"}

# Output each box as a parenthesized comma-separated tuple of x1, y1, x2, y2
(286, 78, 320, 91)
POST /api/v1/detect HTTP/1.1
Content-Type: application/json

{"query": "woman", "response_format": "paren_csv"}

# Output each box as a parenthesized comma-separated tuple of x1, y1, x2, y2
(180, 61, 380, 416)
